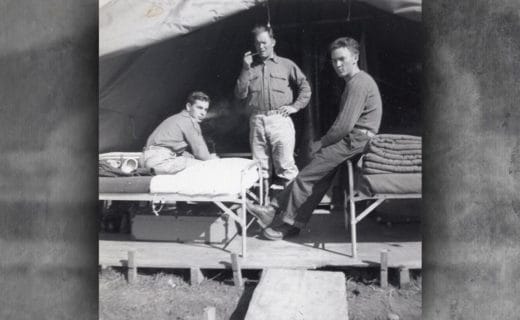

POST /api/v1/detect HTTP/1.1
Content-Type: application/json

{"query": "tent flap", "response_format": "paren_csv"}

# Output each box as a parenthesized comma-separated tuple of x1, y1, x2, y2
(357, 0, 421, 21)
(100, 0, 265, 57)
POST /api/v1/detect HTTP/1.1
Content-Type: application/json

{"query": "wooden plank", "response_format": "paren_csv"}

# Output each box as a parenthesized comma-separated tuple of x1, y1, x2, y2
(99, 239, 421, 269)
(100, 238, 421, 270)
(127, 250, 137, 284)
(203, 307, 216, 320)
(399, 266, 411, 289)
(299, 271, 348, 320)
(99, 213, 421, 270)
(245, 269, 305, 320)
(245, 269, 348, 320)
(380, 250, 388, 288)
(190, 267, 204, 285)
(231, 253, 243, 287)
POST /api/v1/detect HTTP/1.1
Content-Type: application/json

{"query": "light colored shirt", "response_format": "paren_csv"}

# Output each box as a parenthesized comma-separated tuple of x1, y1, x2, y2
(145, 110, 211, 160)
(234, 54, 311, 112)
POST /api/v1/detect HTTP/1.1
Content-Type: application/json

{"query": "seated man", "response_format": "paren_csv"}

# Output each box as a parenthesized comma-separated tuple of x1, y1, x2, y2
(143, 91, 216, 174)
(247, 37, 383, 240)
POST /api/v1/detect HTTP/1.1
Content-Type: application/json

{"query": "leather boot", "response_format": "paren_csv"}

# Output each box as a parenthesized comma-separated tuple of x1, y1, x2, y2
(263, 223, 300, 241)
(246, 201, 276, 228)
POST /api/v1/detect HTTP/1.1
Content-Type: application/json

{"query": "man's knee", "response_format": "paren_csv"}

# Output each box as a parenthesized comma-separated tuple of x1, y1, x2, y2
(275, 163, 298, 181)
(145, 156, 186, 174)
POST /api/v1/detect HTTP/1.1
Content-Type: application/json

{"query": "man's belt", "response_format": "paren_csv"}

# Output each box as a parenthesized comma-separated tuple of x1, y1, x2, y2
(251, 109, 283, 116)
(357, 128, 376, 138)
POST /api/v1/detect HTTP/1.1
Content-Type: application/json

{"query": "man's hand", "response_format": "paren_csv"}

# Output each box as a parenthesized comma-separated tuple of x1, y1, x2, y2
(209, 153, 219, 160)
(242, 51, 254, 70)
(279, 105, 298, 117)
(310, 141, 322, 157)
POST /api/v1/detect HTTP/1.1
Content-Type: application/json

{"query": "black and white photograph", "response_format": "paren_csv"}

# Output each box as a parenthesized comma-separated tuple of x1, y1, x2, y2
(98, 1, 421, 319)
(1, 0, 519, 319)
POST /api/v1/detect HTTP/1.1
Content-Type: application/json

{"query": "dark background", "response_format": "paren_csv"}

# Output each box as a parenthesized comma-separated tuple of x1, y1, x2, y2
(1, 0, 519, 319)
(99, 0, 421, 171)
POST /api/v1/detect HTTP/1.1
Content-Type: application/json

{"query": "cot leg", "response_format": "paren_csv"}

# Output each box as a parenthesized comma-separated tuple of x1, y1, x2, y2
(343, 191, 349, 231)
(346, 160, 358, 258)
(241, 192, 247, 258)
(263, 178, 270, 205)
(259, 174, 263, 206)
(350, 197, 357, 259)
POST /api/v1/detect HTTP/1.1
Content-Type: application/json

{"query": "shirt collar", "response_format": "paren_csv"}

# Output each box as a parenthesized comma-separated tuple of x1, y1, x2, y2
(181, 109, 196, 121)
(180, 109, 191, 118)
(255, 53, 279, 65)
(180, 109, 201, 127)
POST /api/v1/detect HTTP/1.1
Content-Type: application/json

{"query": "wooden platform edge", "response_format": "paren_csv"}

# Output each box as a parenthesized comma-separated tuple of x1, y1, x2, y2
(98, 258, 422, 270)
(98, 259, 321, 270)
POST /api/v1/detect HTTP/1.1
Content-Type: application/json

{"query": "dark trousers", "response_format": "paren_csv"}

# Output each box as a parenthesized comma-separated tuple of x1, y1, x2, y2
(271, 130, 370, 229)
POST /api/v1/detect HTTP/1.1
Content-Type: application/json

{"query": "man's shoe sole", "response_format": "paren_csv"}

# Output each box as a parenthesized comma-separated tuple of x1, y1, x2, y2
(262, 230, 283, 241)
(262, 228, 300, 241)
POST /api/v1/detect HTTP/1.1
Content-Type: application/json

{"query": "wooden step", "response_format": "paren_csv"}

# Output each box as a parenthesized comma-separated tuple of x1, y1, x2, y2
(245, 269, 348, 320)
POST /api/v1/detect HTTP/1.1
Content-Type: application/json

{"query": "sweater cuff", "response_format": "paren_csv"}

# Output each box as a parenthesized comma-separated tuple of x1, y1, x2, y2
(290, 102, 303, 110)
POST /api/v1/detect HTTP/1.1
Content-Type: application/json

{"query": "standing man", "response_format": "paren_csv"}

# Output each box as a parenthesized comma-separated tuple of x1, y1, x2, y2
(247, 37, 383, 240)
(143, 91, 216, 174)
(235, 25, 311, 189)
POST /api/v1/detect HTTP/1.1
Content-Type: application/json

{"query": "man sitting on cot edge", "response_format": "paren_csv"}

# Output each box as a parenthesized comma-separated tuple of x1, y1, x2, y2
(143, 91, 218, 175)
(247, 37, 383, 240)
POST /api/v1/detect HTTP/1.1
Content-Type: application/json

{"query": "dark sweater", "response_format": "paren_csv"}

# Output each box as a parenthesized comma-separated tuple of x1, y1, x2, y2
(320, 71, 382, 147)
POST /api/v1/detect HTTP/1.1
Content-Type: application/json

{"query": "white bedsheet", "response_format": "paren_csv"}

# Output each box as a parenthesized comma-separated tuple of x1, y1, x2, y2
(149, 158, 259, 196)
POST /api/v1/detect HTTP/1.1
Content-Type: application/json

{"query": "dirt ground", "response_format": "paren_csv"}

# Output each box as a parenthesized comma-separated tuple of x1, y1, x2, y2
(99, 268, 421, 320)
(345, 269, 421, 320)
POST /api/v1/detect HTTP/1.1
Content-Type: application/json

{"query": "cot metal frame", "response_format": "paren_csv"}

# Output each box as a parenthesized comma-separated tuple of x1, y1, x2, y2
(99, 161, 263, 258)
(344, 160, 421, 259)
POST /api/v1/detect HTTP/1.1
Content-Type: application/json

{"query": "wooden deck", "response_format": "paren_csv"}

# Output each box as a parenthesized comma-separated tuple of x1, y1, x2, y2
(99, 209, 421, 270)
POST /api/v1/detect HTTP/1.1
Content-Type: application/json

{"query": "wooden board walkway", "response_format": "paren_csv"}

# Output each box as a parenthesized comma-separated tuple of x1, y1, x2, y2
(245, 269, 348, 320)
(99, 210, 421, 270)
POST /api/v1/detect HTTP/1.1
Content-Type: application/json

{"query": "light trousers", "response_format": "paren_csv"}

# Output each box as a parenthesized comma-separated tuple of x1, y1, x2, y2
(143, 146, 201, 175)
(249, 114, 299, 182)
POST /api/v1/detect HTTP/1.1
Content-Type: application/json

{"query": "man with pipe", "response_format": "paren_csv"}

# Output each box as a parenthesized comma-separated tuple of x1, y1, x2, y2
(247, 37, 382, 240)
(235, 25, 312, 191)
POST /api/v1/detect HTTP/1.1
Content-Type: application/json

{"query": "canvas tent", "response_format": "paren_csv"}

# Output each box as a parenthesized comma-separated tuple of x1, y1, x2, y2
(99, 0, 421, 57)
(99, 0, 421, 166)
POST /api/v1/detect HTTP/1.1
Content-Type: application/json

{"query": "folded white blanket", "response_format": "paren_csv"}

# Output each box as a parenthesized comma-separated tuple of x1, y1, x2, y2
(150, 158, 259, 196)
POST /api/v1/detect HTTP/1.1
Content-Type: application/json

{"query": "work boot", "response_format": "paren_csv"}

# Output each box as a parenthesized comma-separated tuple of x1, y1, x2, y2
(246, 201, 276, 228)
(263, 223, 300, 241)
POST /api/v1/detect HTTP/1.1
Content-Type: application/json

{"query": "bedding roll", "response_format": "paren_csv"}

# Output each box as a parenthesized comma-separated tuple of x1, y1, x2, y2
(363, 161, 422, 174)
(362, 134, 422, 174)
(370, 140, 422, 151)
(368, 145, 422, 160)
(364, 153, 422, 166)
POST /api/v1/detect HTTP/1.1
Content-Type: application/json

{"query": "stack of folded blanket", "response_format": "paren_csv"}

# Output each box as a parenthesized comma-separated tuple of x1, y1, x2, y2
(362, 134, 422, 174)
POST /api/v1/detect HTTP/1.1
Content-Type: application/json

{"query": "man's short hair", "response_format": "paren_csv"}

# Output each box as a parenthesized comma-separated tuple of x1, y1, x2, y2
(186, 91, 210, 105)
(251, 24, 275, 39)
(329, 37, 360, 56)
